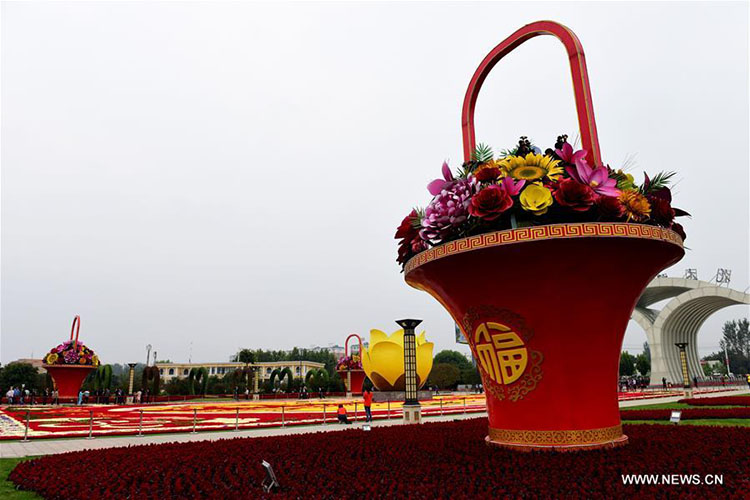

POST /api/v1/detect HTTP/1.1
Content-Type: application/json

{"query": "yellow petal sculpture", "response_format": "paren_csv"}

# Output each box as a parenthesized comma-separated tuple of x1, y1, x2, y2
(362, 329, 434, 391)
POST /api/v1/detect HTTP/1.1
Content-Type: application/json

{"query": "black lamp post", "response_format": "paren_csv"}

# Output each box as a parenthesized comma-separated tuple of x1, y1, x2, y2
(675, 342, 692, 396)
(397, 319, 422, 422)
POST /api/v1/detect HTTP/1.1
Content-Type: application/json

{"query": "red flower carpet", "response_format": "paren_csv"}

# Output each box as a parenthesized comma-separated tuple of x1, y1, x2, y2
(9, 419, 750, 499)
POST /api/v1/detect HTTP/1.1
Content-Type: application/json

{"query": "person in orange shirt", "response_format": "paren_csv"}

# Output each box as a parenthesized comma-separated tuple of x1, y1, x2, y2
(362, 387, 373, 422)
(337, 404, 351, 424)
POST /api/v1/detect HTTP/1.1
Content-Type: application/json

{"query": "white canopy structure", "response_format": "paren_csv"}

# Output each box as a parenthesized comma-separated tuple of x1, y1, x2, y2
(633, 277, 750, 385)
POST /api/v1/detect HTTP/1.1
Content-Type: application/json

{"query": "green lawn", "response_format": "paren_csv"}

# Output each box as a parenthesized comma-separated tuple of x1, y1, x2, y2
(623, 419, 750, 427)
(623, 402, 744, 410)
(0, 458, 40, 500)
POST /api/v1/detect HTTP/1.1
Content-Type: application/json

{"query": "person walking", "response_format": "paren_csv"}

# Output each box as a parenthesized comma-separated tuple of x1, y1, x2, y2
(362, 387, 373, 423)
(746, 373, 750, 390)
(6, 387, 14, 405)
(52, 389, 59, 405)
(662, 377, 667, 390)
(337, 404, 351, 424)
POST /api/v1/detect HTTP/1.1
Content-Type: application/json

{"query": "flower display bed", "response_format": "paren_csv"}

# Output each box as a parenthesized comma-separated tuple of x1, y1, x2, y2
(678, 396, 750, 407)
(621, 408, 750, 421)
(9, 420, 750, 499)
(0, 396, 486, 440)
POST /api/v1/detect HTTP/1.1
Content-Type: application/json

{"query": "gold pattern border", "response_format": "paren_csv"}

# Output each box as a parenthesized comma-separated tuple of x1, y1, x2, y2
(488, 424, 624, 446)
(404, 223, 683, 275)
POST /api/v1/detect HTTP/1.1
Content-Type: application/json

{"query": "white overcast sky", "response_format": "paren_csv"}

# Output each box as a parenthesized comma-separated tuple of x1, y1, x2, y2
(2, 1, 748, 365)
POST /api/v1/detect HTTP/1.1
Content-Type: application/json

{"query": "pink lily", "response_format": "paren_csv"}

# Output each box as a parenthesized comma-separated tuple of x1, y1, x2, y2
(427, 161, 455, 195)
(555, 143, 587, 165)
(500, 176, 525, 196)
(566, 160, 621, 197)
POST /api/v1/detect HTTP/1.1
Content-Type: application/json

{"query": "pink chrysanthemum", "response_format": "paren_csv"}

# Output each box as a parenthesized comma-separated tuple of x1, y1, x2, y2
(420, 177, 478, 245)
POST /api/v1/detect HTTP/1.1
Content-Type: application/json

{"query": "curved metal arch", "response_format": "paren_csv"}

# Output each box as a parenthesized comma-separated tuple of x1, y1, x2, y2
(648, 284, 750, 383)
(632, 278, 750, 385)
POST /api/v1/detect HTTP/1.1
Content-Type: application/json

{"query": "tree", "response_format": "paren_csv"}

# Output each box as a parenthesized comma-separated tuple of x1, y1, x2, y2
(619, 351, 636, 377)
(232, 349, 256, 365)
(635, 353, 650, 376)
(0, 363, 41, 392)
(433, 350, 472, 370)
(427, 363, 460, 390)
(719, 318, 750, 374)
(94, 365, 113, 391)
(460, 366, 482, 385)
(188, 367, 208, 395)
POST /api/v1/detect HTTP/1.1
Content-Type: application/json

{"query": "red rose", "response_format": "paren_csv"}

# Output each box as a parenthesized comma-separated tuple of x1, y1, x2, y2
(468, 185, 512, 221)
(554, 178, 595, 212)
(648, 196, 675, 227)
(596, 196, 625, 220)
(474, 165, 502, 182)
(395, 210, 424, 265)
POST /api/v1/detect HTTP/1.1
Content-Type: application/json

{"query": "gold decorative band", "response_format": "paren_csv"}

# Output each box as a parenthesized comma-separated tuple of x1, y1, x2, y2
(404, 222, 683, 274)
(488, 424, 624, 446)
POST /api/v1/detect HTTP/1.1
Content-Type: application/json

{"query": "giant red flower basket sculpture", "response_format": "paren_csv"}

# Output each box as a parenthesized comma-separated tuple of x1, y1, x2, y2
(42, 316, 99, 399)
(399, 21, 685, 451)
(336, 334, 365, 394)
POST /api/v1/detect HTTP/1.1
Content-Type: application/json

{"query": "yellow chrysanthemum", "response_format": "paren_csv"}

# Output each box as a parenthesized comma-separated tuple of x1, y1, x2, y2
(92, 355, 100, 366)
(45, 352, 58, 364)
(619, 189, 651, 222)
(499, 153, 563, 181)
(519, 184, 554, 215)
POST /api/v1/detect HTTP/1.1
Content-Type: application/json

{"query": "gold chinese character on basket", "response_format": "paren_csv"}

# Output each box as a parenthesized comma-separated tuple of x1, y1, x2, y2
(474, 322, 528, 385)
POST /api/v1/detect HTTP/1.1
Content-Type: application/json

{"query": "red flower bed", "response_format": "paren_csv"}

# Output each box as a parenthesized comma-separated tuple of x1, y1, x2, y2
(678, 396, 750, 407)
(9, 421, 750, 499)
(621, 407, 750, 420)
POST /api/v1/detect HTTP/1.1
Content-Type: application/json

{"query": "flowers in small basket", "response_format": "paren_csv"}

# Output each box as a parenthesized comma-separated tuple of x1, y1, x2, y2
(44, 340, 100, 367)
(336, 354, 362, 371)
(396, 135, 689, 266)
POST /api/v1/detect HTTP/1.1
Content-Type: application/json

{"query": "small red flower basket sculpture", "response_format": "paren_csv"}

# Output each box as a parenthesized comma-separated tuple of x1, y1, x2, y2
(336, 334, 366, 394)
(42, 316, 99, 399)
(403, 21, 684, 451)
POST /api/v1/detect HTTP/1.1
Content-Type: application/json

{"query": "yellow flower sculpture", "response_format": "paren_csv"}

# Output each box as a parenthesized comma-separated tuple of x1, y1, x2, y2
(520, 184, 554, 215)
(498, 153, 563, 181)
(362, 329, 434, 391)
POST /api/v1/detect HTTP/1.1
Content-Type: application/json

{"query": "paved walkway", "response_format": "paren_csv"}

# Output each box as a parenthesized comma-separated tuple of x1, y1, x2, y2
(2, 389, 747, 459)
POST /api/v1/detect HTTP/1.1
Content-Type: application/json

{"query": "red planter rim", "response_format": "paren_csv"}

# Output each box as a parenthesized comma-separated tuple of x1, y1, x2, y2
(404, 222, 683, 275)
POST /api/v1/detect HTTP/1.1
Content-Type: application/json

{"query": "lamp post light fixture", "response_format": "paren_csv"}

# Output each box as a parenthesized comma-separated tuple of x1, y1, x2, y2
(396, 318, 422, 423)
(674, 343, 692, 397)
(127, 363, 137, 401)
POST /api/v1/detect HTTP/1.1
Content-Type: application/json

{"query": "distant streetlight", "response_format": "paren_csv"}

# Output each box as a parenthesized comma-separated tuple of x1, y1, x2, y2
(127, 363, 137, 396)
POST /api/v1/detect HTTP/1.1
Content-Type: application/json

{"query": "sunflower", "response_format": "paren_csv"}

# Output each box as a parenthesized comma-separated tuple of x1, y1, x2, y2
(499, 153, 563, 181)
(619, 189, 651, 222)
(520, 184, 554, 215)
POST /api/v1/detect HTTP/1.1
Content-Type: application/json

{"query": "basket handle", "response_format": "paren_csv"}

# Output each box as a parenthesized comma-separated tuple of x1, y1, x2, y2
(70, 315, 81, 350)
(344, 333, 363, 359)
(461, 20, 601, 167)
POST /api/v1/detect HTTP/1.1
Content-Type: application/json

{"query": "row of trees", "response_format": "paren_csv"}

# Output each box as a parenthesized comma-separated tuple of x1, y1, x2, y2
(703, 319, 750, 375)
(427, 350, 481, 390)
(619, 343, 651, 377)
